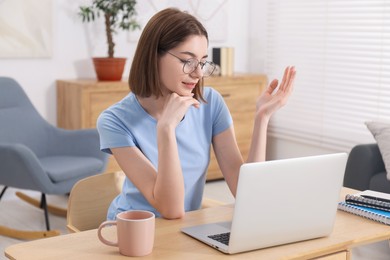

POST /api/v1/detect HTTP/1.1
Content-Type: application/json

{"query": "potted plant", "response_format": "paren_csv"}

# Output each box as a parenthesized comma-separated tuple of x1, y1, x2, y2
(79, 0, 140, 81)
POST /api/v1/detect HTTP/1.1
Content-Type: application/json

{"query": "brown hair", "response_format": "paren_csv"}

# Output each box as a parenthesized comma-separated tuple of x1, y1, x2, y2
(128, 8, 208, 101)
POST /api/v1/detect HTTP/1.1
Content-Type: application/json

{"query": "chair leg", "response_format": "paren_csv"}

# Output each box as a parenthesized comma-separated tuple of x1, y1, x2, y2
(0, 186, 8, 200)
(40, 193, 50, 231)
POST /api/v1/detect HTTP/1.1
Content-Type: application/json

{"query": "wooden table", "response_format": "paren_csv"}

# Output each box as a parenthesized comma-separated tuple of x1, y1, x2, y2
(5, 188, 390, 260)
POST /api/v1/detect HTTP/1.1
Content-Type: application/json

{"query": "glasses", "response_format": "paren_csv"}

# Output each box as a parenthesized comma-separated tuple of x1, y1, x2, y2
(167, 51, 216, 77)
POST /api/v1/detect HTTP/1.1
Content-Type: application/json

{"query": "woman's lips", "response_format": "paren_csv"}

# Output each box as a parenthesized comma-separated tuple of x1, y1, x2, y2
(183, 82, 197, 89)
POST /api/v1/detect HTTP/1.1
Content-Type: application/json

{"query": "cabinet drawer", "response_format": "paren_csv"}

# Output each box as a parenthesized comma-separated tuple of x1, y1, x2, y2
(215, 85, 259, 113)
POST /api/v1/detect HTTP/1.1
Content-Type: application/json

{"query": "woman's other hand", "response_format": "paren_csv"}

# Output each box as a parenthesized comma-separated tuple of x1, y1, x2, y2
(256, 66, 296, 121)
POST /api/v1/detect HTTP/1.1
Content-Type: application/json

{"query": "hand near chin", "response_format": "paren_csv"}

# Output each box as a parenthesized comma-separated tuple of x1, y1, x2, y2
(158, 93, 200, 128)
(256, 66, 296, 120)
(175, 91, 200, 108)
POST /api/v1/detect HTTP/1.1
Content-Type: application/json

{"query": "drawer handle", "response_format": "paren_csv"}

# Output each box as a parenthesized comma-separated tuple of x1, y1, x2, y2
(221, 93, 231, 98)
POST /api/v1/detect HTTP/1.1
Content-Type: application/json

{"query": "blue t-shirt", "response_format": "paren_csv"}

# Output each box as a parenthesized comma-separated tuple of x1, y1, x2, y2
(97, 87, 232, 219)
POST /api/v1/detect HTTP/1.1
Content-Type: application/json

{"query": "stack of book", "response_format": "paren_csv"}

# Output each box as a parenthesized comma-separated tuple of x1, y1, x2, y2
(212, 47, 234, 76)
(338, 190, 390, 225)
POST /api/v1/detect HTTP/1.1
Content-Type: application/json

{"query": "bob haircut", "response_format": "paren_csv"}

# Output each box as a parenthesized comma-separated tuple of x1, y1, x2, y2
(129, 8, 209, 102)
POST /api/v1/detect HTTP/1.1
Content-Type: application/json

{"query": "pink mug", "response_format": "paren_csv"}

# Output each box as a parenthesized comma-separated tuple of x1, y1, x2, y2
(97, 210, 155, 257)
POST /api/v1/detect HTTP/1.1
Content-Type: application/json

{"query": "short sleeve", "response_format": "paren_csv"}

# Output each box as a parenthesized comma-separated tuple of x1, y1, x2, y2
(97, 110, 136, 154)
(207, 88, 233, 136)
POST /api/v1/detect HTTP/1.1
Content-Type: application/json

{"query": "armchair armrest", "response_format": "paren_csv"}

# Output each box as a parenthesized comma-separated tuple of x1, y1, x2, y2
(343, 143, 386, 191)
(0, 143, 54, 192)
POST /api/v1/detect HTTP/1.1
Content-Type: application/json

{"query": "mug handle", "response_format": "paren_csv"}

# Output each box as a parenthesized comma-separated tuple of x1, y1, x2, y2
(98, 220, 118, 247)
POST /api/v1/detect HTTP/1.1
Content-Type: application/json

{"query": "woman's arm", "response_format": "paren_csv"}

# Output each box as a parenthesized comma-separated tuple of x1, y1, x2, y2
(215, 66, 296, 196)
(112, 93, 200, 219)
(248, 66, 296, 162)
(111, 127, 184, 219)
(112, 143, 183, 219)
(212, 126, 243, 197)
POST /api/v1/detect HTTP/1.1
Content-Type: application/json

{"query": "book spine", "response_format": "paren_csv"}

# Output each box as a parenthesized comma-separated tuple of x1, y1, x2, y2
(212, 47, 234, 76)
(212, 48, 221, 68)
(338, 202, 390, 225)
(226, 47, 234, 76)
(220, 47, 228, 76)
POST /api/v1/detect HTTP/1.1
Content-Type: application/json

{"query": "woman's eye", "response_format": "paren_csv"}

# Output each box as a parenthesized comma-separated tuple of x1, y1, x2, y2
(187, 59, 197, 66)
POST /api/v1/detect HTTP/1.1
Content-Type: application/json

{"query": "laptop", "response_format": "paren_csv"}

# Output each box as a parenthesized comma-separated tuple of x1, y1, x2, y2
(181, 153, 347, 254)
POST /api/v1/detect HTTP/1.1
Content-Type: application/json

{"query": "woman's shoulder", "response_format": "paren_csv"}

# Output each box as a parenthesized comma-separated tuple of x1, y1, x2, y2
(203, 86, 221, 96)
(203, 86, 224, 102)
(98, 93, 137, 123)
(103, 93, 136, 114)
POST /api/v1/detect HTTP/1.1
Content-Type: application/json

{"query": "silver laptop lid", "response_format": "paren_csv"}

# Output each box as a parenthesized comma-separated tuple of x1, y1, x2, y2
(228, 153, 347, 254)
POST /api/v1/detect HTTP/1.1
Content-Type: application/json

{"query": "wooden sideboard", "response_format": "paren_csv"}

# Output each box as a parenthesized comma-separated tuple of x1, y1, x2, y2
(57, 74, 267, 180)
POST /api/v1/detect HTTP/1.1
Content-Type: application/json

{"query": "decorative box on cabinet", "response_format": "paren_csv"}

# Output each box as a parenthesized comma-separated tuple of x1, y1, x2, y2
(57, 74, 267, 180)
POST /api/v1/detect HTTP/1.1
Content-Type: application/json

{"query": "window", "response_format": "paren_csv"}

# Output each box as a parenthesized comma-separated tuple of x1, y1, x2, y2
(265, 0, 390, 151)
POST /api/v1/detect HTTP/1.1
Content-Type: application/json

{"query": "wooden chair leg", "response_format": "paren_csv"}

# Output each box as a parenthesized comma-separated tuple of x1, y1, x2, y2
(0, 225, 60, 240)
(15, 191, 67, 217)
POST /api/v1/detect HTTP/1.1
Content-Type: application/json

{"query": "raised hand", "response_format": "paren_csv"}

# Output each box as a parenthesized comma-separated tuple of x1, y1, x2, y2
(256, 66, 296, 121)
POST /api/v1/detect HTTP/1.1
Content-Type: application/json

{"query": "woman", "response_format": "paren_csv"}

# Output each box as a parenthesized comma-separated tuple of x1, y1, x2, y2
(97, 8, 296, 220)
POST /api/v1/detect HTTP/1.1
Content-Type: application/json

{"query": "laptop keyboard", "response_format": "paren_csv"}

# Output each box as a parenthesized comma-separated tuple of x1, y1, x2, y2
(208, 232, 230, 245)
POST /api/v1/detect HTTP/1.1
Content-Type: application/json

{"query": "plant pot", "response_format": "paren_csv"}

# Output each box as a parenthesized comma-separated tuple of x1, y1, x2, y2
(92, 57, 127, 81)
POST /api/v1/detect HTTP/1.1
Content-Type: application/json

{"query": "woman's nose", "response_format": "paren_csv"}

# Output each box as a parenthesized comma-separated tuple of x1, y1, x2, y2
(190, 64, 204, 78)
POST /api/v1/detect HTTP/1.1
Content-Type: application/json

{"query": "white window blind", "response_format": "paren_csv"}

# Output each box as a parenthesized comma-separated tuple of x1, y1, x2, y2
(265, 0, 390, 151)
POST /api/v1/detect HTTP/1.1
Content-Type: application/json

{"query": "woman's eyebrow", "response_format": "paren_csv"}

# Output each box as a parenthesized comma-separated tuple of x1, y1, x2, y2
(179, 51, 208, 59)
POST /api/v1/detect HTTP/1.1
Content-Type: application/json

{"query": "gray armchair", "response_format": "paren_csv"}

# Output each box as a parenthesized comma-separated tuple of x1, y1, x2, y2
(0, 77, 108, 239)
(343, 143, 390, 193)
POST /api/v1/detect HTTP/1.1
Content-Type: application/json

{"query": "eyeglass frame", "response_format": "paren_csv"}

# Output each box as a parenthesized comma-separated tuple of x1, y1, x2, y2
(166, 51, 216, 77)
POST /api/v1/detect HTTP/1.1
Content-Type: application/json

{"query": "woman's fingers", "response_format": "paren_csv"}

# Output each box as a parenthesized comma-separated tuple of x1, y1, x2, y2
(278, 66, 295, 93)
(285, 67, 296, 95)
(267, 79, 279, 94)
(255, 66, 297, 118)
(161, 93, 200, 125)
(277, 66, 290, 91)
(268, 66, 295, 95)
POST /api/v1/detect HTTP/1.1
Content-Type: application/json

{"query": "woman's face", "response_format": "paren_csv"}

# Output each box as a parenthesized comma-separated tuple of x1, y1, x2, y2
(158, 35, 208, 97)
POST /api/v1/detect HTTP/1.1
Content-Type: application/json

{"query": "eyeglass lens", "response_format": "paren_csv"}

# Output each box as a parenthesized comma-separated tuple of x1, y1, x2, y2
(183, 59, 215, 76)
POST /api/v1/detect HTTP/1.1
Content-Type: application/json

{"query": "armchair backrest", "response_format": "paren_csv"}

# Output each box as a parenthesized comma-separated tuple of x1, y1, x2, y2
(0, 77, 52, 157)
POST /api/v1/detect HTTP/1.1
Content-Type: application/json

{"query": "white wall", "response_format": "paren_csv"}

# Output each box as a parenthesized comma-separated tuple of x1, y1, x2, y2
(0, 0, 250, 125)
(266, 137, 336, 160)
(248, 0, 267, 74)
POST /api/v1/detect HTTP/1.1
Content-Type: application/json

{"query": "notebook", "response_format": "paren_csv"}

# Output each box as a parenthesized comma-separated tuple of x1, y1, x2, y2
(181, 153, 347, 254)
(345, 190, 390, 212)
(338, 202, 390, 225)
